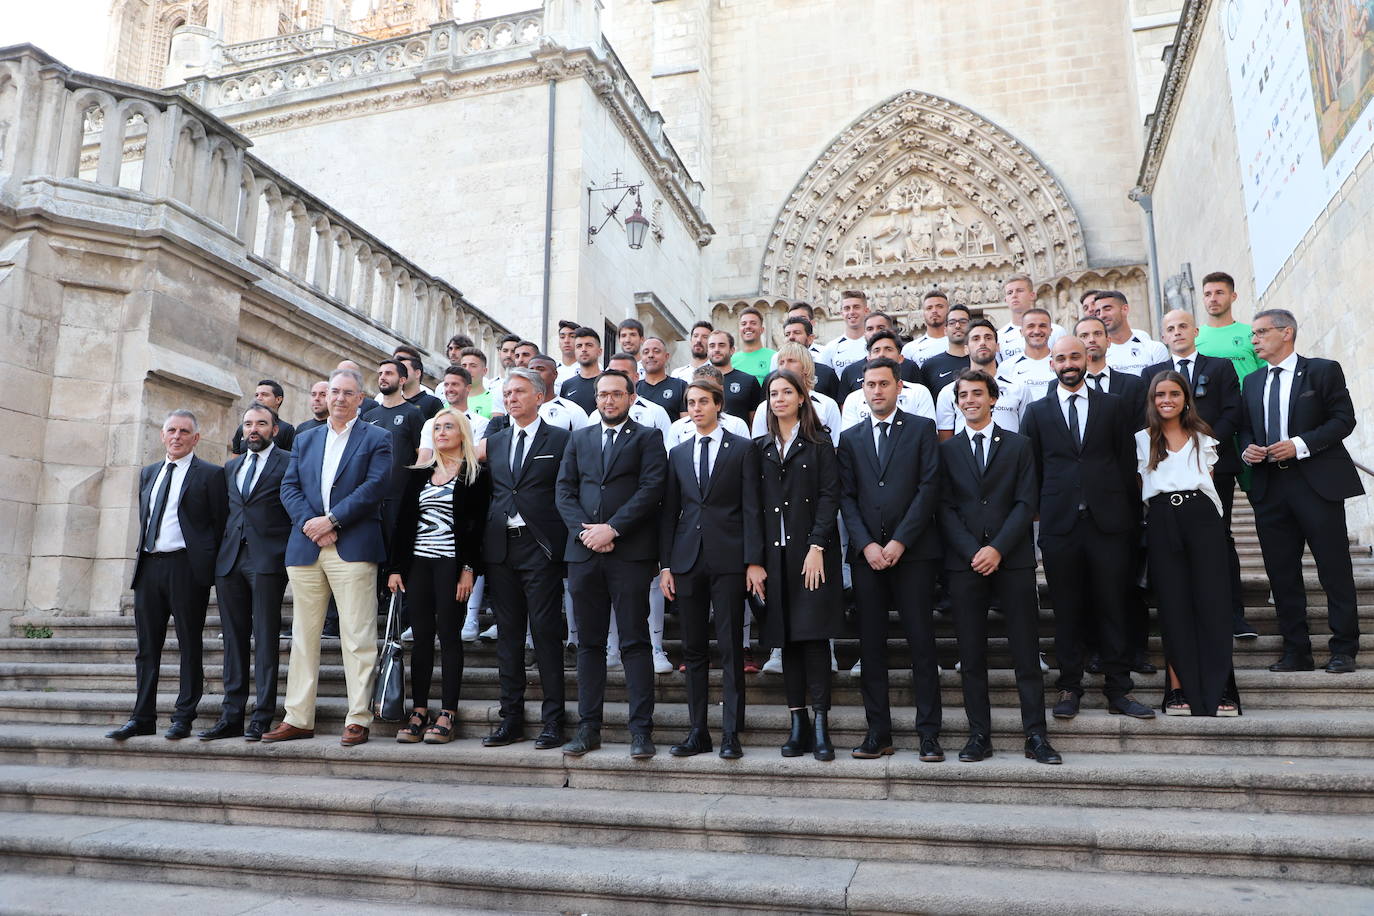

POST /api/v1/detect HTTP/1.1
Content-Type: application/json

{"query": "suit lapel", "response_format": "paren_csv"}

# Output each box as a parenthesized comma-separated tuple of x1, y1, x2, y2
(226, 454, 245, 509)
(703, 435, 732, 499)
(957, 429, 982, 480)
(984, 425, 1004, 473)
(1287, 356, 1308, 428)
(1248, 369, 1268, 441)
(861, 418, 882, 479)
(1044, 388, 1073, 448)
(515, 424, 548, 485)
(601, 421, 636, 481)
(334, 420, 366, 485)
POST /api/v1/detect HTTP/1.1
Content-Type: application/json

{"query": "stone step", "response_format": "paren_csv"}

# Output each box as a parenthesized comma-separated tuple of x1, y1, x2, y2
(4, 692, 1373, 757)
(0, 810, 1369, 913)
(2, 765, 1371, 887)
(3, 724, 1370, 814)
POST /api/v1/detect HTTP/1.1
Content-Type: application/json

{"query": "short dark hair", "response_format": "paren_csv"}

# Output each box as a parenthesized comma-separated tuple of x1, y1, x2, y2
(1201, 271, 1235, 290)
(457, 346, 488, 367)
(691, 319, 714, 333)
(784, 315, 814, 336)
(597, 368, 635, 396)
(839, 289, 868, 303)
(866, 329, 900, 351)
(739, 306, 764, 322)
(515, 339, 539, 353)
(617, 318, 644, 335)
(709, 329, 736, 348)
(1095, 291, 1128, 306)
(379, 357, 409, 379)
(499, 333, 522, 347)
(954, 367, 999, 400)
(687, 377, 724, 407)
(788, 302, 815, 320)
(243, 402, 280, 426)
(947, 304, 971, 319)
(1023, 307, 1053, 322)
(1079, 289, 1102, 304)
(557, 319, 580, 332)
(255, 379, 284, 400)
(967, 318, 998, 337)
(608, 352, 638, 366)
(866, 311, 893, 326)
(574, 326, 600, 343)
(528, 354, 556, 369)
(447, 334, 473, 351)
(863, 355, 902, 384)
(393, 344, 423, 370)
(922, 290, 949, 304)
(443, 364, 472, 384)
(1075, 316, 1108, 334)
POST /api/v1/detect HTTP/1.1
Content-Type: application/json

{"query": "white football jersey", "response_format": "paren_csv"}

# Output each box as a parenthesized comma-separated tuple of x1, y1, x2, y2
(1106, 334, 1170, 376)
(539, 396, 590, 431)
(997, 321, 1068, 363)
(840, 381, 936, 430)
(935, 368, 1033, 435)
(1002, 352, 1057, 402)
(818, 333, 870, 373)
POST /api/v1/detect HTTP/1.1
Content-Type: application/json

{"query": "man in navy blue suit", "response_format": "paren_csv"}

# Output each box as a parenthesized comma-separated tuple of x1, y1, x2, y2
(262, 367, 392, 747)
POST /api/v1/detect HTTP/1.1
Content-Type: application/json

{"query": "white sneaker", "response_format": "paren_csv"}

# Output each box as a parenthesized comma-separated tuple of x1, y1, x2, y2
(606, 651, 623, 670)
(829, 645, 839, 673)
(479, 624, 498, 641)
(461, 618, 479, 642)
(762, 647, 784, 675)
(954, 661, 961, 673)
(401, 627, 413, 642)
(652, 647, 673, 674)
(849, 659, 862, 677)
(1039, 652, 1050, 673)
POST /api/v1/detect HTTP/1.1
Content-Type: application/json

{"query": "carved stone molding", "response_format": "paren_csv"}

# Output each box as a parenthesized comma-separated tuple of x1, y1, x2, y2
(1135, 0, 1212, 193)
(758, 89, 1088, 312)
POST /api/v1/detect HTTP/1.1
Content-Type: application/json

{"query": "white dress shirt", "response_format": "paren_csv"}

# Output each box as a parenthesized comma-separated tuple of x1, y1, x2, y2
(1258, 351, 1310, 459)
(1056, 383, 1090, 434)
(507, 416, 541, 527)
(320, 416, 358, 514)
(870, 411, 900, 452)
(965, 422, 995, 469)
(1135, 430, 1222, 515)
(694, 425, 724, 481)
(669, 412, 749, 448)
(235, 442, 275, 497)
(840, 381, 935, 430)
(1084, 365, 1118, 393)
(147, 453, 194, 552)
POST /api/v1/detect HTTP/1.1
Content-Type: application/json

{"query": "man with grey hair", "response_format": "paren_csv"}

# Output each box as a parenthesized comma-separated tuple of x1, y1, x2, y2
(108, 410, 228, 741)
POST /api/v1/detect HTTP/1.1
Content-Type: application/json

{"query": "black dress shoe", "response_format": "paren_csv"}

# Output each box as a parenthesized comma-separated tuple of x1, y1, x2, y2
(482, 719, 526, 747)
(917, 736, 945, 763)
(533, 724, 565, 750)
(1108, 695, 1156, 719)
(669, 728, 712, 757)
(1131, 652, 1157, 675)
(244, 722, 266, 742)
(106, 719, 155, 741)
(1269, 654, 1316, 672)
(851, 733, 895, 759)
(561, 727, 601, 756)
(1052, 690, 1080, 719)
(719, 732, 743, 759)
(1325, 654, 1357, 674)
(198, 720, 244, 741)
(1233, 617, 1259, 639)
(958, 733, 993, 762)
(630, 733, 656, 759)
(1024, 733, 1063, 765)
(1085, 653, 1102, 674)
(164, 721, 193, 740)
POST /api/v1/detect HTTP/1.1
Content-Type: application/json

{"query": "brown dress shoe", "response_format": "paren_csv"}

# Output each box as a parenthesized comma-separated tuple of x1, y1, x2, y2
(260, 722, 315, 743)
(341, 724, 370, 746)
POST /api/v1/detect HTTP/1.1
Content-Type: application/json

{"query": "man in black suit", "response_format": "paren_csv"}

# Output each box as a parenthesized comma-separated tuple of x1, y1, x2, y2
(108, 410, 229, 741)
(481, 369, 573, 750)
(836, 357, 945, 762)
(1021, 336, 1155, 720)
(938, 370, 1061, 765)
(203, 404, 292, 742)
(1076, 316, 1146, 427)
(556, 369, 668, 758)
(1240, 309, 1364, 674)
(230, 380, 296, 454)
(1145, 309, 1250, 637)
(659, 377, 765, 760)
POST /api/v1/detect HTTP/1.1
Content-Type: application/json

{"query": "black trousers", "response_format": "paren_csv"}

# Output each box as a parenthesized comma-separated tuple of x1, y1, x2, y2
(950, 566, 1046, 737)
(1041, 514, 1134, 700)
(569, 555, 656, 735)
(215, 546, 285, 727)
(408, 555, 464, 711)
(132, 551, 209, 725)
(1253, 470, 1360, 658)
(1214, 471, 1246, 623)
(486, 531, 567, 728)
(783, 639, 831, 710)
(676, 567, 745, 733)
(851, 557, 941, 739)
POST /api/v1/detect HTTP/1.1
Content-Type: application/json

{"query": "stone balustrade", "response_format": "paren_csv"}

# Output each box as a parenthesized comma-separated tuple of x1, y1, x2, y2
(220, 26, 372, 69)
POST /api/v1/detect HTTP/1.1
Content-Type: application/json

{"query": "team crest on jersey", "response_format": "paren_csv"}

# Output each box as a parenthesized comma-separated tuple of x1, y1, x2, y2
(662, 390, 673, 400)
(393, 416, 404, 426)
(730, 382, 741, 393)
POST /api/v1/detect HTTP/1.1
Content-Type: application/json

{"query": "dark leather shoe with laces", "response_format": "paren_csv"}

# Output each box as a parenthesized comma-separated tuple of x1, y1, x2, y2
(917, 736, 945, 762)
(1325, 654, 1357, 674)
(482, 719, 526, 747)
(198, 720, 243, 741)
(669, 728, 712, 757)
(244, 722, 266, 742)
(107, 719, 155, 741)
(1108, 694, 1156, 719)
(260, 721, 314, 743)
(630, 733, 656, 759)
(1024, 733, 1063, 765)
(851, 732, 895, 759)
(533, 724, 564, 750)
(1269, 654, 1316, 672)
(562, 727, 601, 756)
(719, 732, 743, 759)
(958, 733, 993, 762)
(164, 721, 192, 740)
(1052, 690, 1080, 719)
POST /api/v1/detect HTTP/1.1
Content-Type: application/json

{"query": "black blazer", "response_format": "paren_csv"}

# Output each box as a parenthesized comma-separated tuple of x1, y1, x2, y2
(556, 418, 667, 563)
(231, 421, 295, 456)
(938, 426, 1038, 570)
(216, 447, 292, 578)
(1143, 353, 1242, 474)
(1239, 355, 1364, 503)
(387, 463, 491, 578)
(1020, 386, 1138, 537)
(484, 422, 571, 564)
(835, 410, 942, 562)
(659, 431, 764, 574)
(1098, 369, 1147, 432)
(133, 454, 228, 590)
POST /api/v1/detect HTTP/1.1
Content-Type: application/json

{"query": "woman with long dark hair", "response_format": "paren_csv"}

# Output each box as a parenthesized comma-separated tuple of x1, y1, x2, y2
(1137, 371, 1240, 716)
(755, 369, 844, 760)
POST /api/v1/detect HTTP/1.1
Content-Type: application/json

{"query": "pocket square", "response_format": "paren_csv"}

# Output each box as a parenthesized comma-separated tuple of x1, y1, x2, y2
(531, 454, 554, 460)
(1299, 390, 1316, 398)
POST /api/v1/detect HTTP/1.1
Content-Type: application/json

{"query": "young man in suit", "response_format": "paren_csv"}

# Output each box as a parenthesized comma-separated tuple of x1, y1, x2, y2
(204, 404, 292, 742)
(836, 357, 945, 762)
(1240, 309, 1364, 674)
(556, 370, 668, 759)
(265, 367, 393, 747)
(938, 370, 1061, 765)
(481, 369, 573, 750)
(108, 410, 228, 741)
(1021, 336, 1155, 720)
(659, 377, 766, 760)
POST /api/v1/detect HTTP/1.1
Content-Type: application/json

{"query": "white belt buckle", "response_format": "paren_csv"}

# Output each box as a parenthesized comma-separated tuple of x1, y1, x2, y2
(1169, 493, 1184, 507)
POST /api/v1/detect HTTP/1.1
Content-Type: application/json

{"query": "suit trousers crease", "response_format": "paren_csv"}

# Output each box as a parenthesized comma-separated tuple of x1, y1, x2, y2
(487, 533, 567, 727)
(569, 554, 656, 735)
(950, 566, 1046, 737)
(407, 555, 464, 711)
(133, 551, 208, 725)
(1041, 515, 1135, 700)
(284, 545, 379, 729)
(216, 547, 285, 726)
(677, 568, 746, 733)
(851, 558, 942, 738)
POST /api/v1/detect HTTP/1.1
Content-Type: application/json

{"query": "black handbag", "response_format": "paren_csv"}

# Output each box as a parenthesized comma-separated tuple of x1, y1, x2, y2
(371, 591, 406, 722)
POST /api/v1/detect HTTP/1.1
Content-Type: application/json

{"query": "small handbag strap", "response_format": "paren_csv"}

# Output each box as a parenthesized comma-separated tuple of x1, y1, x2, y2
(382, 591, 400, 643)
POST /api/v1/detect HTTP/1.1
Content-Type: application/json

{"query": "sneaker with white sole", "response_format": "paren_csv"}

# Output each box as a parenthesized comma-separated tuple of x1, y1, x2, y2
(652, 648, 673, 674)
(762, 647, 784, 675)
(829, 644, 839, 673)
(401, 627, 413, 642)
(479, 624, 498, 641)
(461, 618, 479, 642)
(1039, 652, 1049, 673)
(849, 659, 862, 677)
(606, 651, 623, 670)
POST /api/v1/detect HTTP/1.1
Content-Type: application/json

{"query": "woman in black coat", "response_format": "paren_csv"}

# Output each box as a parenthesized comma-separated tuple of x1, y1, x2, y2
(755, 369, 844, 760)
(387, 408, 491, 744)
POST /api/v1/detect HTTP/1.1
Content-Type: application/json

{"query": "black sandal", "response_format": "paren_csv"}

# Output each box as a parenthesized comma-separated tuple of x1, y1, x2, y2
(424, 709, 457, 744)
(396, 709, 428, 743)
(1163, 689, 1192, 716)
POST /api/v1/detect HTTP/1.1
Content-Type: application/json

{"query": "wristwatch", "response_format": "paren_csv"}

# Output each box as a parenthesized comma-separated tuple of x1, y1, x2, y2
(326, 512, 340, 529)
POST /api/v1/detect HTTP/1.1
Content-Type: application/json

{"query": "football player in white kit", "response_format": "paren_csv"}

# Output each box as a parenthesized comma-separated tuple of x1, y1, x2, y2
(1096, 291, 1168, 376)
(817, 289, 872, 373)
(671, 320, 715, 383)
(934, 319, 1033, 437)
(901, 290, 954, 366)
(999, 307, 1058, 402)
(997, 274, 1067, 363)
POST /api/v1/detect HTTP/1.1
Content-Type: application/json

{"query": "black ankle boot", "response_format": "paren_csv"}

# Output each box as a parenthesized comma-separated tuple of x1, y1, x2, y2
(780, 708, 811, 757)
(812, 708, 835, 761)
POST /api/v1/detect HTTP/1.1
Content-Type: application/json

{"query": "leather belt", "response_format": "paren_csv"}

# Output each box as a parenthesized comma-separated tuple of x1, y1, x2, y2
(142, 548, 187, 557)
(1153, 490, 1201, 507)
(506, 526, 529, 537)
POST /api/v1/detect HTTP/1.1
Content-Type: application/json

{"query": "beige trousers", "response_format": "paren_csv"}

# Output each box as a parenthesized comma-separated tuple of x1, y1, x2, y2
(283, 545, 378, 729)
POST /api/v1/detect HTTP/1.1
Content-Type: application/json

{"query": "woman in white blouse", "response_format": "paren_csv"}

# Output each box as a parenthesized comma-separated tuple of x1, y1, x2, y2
(1136, 371, 1241, 717)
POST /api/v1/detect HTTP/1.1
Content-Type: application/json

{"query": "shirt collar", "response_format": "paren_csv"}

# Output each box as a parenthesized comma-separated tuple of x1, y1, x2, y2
(513, 415, 542, 438)
(1057, 383, 1087, 403)
(601, 419, 629, 435)
(164, 453, 194, 468)
(1274, 352, 1299, 374)
(328, 416, 359, 436)
(1173, 349, 1198, 363)
(245, 442, 275, 463)
(695, 425, 723, 445)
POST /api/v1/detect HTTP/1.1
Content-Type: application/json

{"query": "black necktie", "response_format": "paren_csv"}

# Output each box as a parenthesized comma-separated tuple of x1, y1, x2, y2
(1068, 394, 1081, 450)
(512, 429, 527, 474)
(1088, 373, 1105, 392)
(144, 461, 176, 553)
(1266, 366, 1283, 446)
(973, 431, 986, 473)
(698, 436, 711, 488)
(877, 420, 893, 465)
(239, 452, 258, 502)
(1177, 358, 1192, 389)
(602, 428, 616, 475)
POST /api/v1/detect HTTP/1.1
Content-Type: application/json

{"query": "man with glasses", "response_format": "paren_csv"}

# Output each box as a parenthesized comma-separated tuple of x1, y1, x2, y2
(918, 304, 974, 400)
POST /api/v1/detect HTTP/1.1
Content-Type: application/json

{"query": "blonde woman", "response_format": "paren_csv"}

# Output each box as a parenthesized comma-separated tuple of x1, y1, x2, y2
(387, 408, 491, 743)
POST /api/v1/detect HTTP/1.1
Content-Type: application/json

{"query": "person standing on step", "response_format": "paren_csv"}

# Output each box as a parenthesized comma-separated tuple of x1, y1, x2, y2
(229, 380, 296, 455)
(263, 367, 392, 747)
(108, 410, 228, 742)
(757, 369, 844, 761)
(1137, 372, 1241, 717)
(203, 404, 291, 743)
(938, 370, 1062, 764)
(556, 370, 667, 760)
(387, 408, 489, 745)
(1240, 309, 1364, 675)
(481, 370, 572, 751)
(659, 377, 765, 761)
(837, 357, 945, 763)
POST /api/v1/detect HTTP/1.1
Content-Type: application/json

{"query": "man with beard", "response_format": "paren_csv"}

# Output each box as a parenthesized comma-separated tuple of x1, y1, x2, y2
(1001, 308, 1058, 401)
(362, 359, 425, 547)
(707, 330, 764, 424)
(637, 336, 689, 418)
(1076, 316, 1146, 428)
(296, 380, 330, 435)
(902, 291, 954, 367)
(617, 319, 646, 378)
(918, 304, 974, 400)
(393, 346, 444, 419)
(1097, 291, 1168, 376)
(934, 320, 1034, 438)
(559, 327, 604, 415)
(671, 320, 713, 382)
(230, 380, 296, 454)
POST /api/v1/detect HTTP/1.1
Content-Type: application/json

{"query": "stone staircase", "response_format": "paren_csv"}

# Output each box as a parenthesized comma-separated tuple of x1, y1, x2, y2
(1, 505, 1373, 912)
